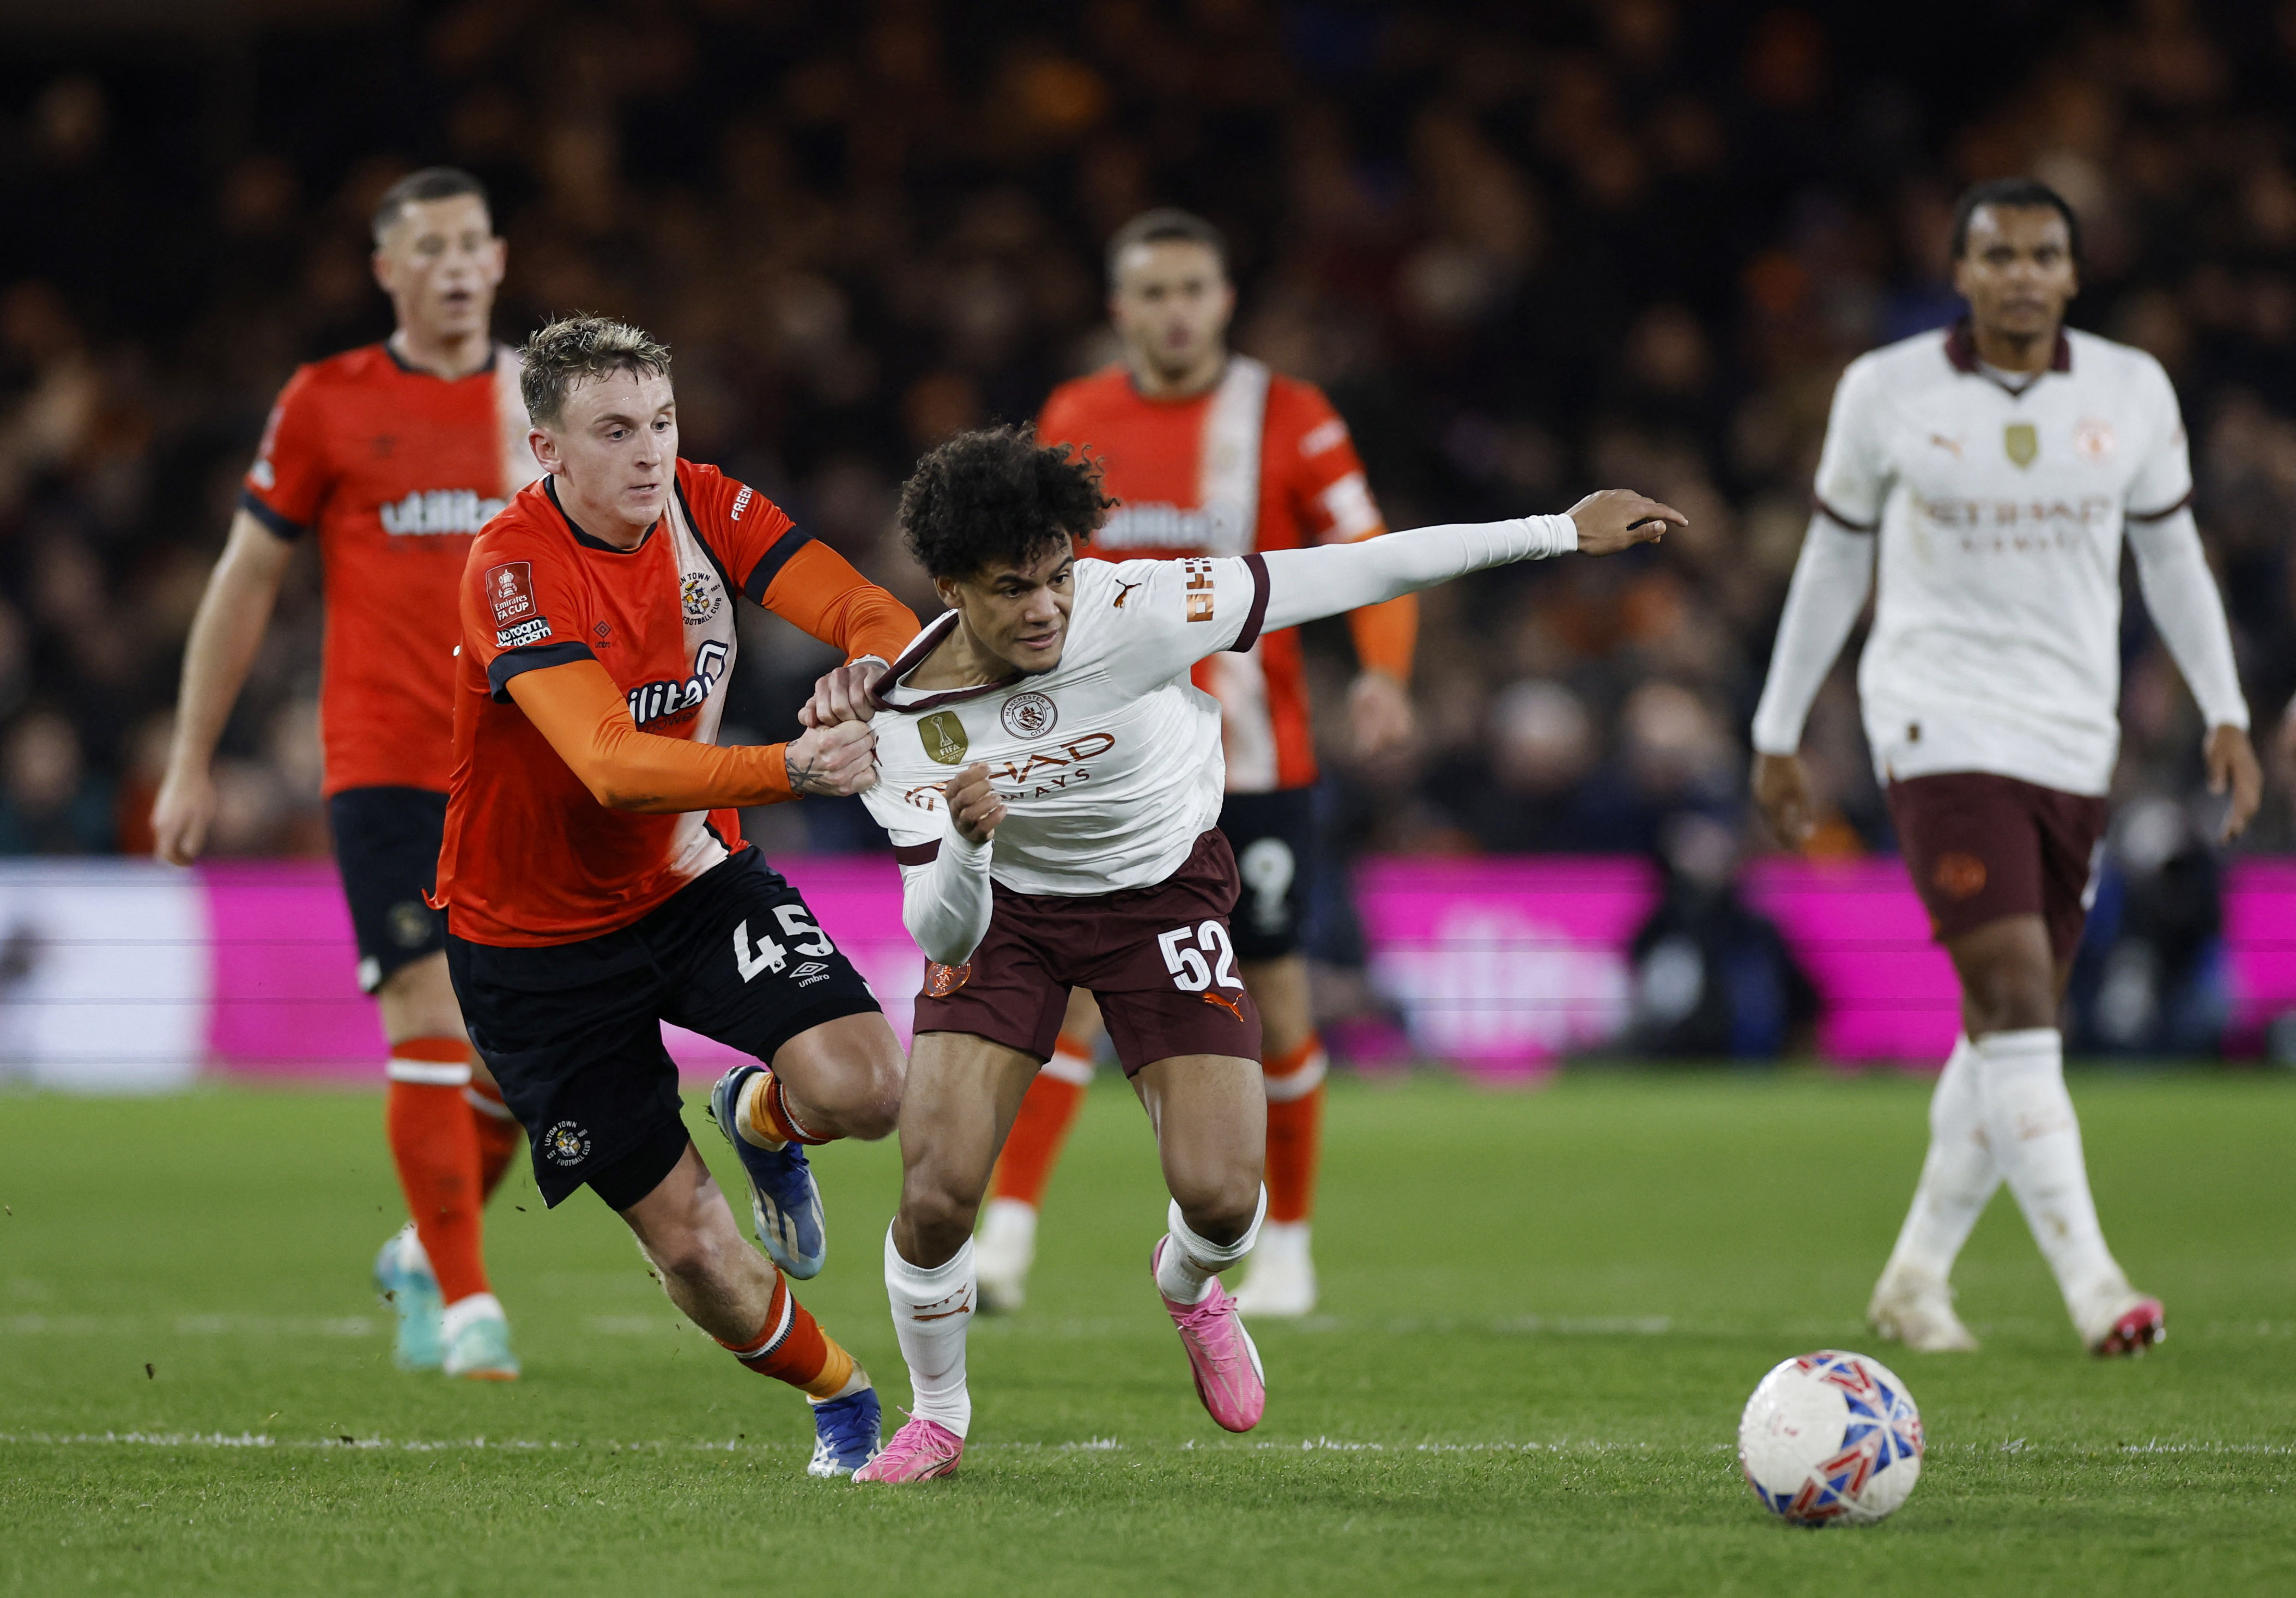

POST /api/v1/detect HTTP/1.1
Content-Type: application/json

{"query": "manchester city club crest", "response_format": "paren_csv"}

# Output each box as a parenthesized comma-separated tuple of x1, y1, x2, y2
(542, 1121, 592, 1167)
(925, 961, 972, 997)
(2003, 421, 2038, 467)
(1000, 691, 1057, 738)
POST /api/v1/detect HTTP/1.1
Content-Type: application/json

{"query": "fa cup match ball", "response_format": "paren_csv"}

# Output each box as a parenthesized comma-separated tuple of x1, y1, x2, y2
(1737, 1350, 1924, 1526)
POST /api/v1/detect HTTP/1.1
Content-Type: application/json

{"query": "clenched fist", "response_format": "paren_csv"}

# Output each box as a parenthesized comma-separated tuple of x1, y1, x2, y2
(944, 762, 1007, 846)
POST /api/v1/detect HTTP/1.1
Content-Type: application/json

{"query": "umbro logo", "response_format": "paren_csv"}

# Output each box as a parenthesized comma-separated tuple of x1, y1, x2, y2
(792, 961, 828, 980)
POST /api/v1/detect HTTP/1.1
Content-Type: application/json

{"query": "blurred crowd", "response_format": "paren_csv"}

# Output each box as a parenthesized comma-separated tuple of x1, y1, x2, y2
(5, 0, 2296, 903)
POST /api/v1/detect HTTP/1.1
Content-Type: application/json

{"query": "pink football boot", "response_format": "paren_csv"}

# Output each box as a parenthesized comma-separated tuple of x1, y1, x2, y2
(852, 1414, 964, 1483)
(1154, 1238, 1267, 1432)
(2092, 1296, 2166, 1357)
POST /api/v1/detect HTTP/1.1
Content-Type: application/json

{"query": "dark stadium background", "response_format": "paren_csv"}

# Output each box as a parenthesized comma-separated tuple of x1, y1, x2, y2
(4, 0, 2293, 1056)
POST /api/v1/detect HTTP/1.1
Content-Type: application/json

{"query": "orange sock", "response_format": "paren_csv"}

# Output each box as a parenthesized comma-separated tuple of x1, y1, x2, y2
(742, 1067, 831, 1147)
(465, 1074, 523, 1200)
(1263, 1036, 1328, 1225)
(717, 1272, 858, 1399)
(989, 1034, 1094, 1208)
(386, 1037, 490, 1305)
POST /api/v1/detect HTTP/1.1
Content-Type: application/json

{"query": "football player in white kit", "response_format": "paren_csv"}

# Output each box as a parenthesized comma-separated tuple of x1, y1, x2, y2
(1751, 179, 2261, 1357)
(827, 425, 1681, 1480)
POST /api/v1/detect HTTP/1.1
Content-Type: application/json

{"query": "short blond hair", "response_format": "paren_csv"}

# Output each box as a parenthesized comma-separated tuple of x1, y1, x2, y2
(520, 314, 672, 428)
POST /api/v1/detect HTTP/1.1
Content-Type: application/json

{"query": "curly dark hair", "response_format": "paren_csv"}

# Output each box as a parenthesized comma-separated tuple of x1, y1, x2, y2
(898, 425, 1114, 580)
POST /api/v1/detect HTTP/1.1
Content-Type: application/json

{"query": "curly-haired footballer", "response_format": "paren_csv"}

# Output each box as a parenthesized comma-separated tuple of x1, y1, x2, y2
(831, 424, 1683, 1482)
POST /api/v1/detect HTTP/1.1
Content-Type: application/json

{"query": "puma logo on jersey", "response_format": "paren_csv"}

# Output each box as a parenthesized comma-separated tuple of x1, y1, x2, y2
(1929, 433, 1965, 457)
(380, 488, 507, 536)
(1111, 579, 1145, 609)
(627, 639, 730, 727)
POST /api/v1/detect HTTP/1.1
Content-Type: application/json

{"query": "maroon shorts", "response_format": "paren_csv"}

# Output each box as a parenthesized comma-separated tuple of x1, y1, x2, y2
(913, 830, 1263, 1076)
(1885, 771, 2109, 963)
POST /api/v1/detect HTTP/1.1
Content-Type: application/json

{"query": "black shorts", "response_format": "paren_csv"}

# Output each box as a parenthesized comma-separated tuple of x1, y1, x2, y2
(327, 786, 447, 994)
(445, 849, 881, 1210)
(1217, 787, 1315, 962)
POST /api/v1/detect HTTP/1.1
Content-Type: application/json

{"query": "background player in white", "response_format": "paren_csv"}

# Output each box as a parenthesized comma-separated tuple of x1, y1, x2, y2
(832, 426, 1681, 1481)
(1751, 179, 2261, 1357)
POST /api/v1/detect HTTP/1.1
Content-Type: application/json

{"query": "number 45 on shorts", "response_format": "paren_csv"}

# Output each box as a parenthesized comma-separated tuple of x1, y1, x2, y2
(1158, 920, 1240, 993)
(735, 905, 835, 982)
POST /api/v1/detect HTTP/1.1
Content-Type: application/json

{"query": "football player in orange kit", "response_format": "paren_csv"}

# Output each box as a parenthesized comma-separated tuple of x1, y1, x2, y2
(977, 209, 1419, 1316)
(153, 168, 539, 1379)
(437, 313, 917, 1474)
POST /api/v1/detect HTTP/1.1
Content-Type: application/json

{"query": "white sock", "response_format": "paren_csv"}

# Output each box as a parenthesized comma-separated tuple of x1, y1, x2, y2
(1880, 1034, 2000, 1287)
(440, 1292, 504, 1341)
(1155, 1188, 1267, 1305)
(1976, 1028, 2129, 1328)
(883, 1225, 974, 1438)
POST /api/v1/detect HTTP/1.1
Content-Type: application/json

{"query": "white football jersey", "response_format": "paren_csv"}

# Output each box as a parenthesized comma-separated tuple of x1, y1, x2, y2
(1815, 324, 2197, 795)
(864, 555, 1269, 896)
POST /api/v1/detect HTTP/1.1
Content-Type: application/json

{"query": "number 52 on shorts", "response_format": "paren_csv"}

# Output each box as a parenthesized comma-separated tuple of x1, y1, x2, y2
(1158, 920, 1240, 992)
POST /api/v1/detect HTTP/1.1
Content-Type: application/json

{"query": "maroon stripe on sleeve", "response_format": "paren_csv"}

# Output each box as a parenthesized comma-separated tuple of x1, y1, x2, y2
(2126, 488, 2195, 524)
(1228, 553, 1272, 653)
(1810, 494, 1880, 534)
(893, 840, 942, 866)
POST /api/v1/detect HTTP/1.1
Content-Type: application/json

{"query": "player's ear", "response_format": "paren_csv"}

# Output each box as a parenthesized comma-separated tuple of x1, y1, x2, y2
(932, 574, 964, 612)
(528, 427, 560, 474)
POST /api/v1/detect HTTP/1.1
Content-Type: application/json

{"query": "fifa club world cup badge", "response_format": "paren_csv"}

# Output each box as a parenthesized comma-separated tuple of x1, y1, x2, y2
(2003, 422, 2038, 468)
(1001, 691, 1057, 738)
(920, 710, 968, 765)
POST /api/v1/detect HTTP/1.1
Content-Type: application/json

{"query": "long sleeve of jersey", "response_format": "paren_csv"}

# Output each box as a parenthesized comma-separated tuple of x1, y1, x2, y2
(2127, 508, 2249, 731)
(896, 828, 995, 967)
(507, 659, 796, 811)
(754, 538, 919, 670)
(1748, 519, 1879, 756)
(1255, 514, 1578, 634)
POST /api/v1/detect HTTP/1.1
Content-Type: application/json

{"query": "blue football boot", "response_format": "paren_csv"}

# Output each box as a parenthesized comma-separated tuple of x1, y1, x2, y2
(807, 1386, 882, 1478)
(708, 1064, 827, 1279)
(373, 1224, 444, 1371)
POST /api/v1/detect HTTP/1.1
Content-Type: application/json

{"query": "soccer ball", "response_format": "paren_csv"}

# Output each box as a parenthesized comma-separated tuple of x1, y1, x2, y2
(1737, 1349, 1924, 1526)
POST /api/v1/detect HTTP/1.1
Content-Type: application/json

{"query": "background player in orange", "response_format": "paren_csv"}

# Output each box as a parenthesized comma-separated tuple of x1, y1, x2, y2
(150, 168, 536, 1379)
(438, 314, 916, 1474)
(976, 209, 1417, 1317)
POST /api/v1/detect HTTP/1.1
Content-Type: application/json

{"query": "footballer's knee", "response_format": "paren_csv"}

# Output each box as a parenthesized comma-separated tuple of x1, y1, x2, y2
(895, 1163, 984, 1266)
(1173, 1174, 1262, 1248)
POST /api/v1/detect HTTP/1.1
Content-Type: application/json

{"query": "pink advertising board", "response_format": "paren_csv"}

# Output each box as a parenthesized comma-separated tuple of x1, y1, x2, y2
(179, 853, 2296, 1080)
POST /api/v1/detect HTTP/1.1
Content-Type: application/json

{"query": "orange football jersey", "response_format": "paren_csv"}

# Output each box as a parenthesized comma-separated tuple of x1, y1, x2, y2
(438, 460, 915, 946)
(241, 343, 537, 797)
(1038, 357, 1402, 791)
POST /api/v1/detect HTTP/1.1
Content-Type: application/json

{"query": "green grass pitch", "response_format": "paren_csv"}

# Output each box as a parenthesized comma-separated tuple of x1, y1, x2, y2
(3, 1070, 2293, 1596)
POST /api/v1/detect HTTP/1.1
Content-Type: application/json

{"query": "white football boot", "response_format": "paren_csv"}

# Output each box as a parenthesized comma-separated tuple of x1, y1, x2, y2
(1867, 1267, 1978, 1352)
(1231, 1219, 1317, 1318)
(973, 1198, 1037, 1314)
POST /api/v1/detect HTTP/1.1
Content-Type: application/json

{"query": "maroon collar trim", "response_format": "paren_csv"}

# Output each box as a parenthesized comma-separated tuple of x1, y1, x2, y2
(871, 610, 1021, 714)
(1943, 319, 2071, 385)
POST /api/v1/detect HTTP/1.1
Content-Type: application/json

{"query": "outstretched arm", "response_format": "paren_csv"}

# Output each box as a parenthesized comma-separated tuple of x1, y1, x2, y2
(506, 659, 878, 812)
(1255, 490, 1681, 635)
